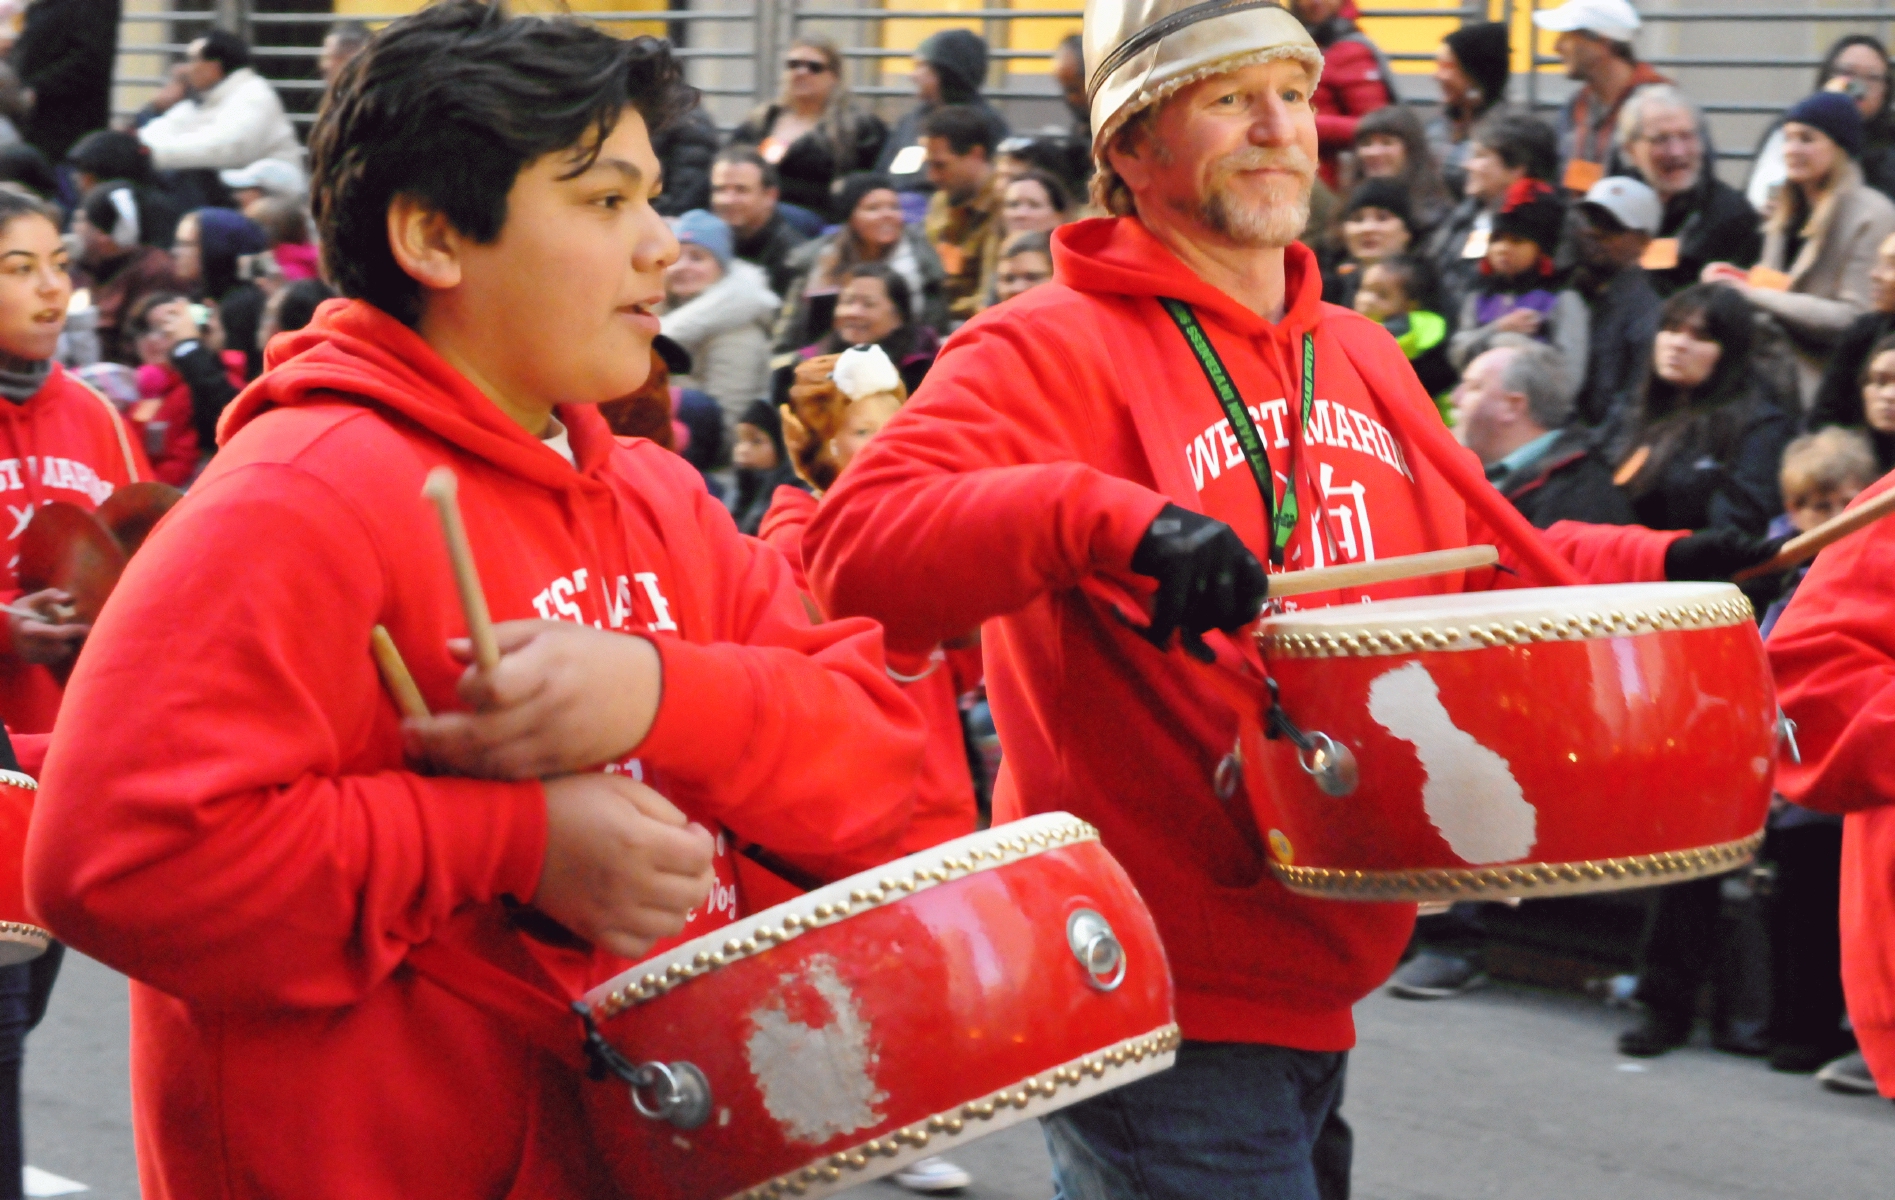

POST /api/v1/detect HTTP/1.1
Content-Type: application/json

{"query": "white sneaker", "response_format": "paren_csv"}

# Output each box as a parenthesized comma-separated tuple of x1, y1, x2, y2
(892, 1156, 973, 1193)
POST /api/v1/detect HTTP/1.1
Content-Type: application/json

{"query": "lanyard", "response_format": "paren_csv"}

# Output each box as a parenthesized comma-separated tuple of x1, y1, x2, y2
(1159, 298, 1314, 566)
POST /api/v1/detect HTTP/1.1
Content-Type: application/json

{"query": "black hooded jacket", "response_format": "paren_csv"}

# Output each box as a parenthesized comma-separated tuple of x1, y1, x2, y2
(875, 30, 1009, 192)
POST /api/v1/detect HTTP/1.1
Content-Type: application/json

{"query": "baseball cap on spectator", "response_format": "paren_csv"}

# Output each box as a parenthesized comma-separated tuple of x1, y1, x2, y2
(1580, 175, 1661, 236)
(672, 209, 732, 267)
(1531, 0, 1641, 44)
(1783, 91, 1867, 160)
(219, 158, 306, 199)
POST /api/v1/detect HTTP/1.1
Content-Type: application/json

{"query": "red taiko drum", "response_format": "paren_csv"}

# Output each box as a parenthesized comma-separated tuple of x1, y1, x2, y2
(579, 813, 1176, 1200)
(0, 770, 46, 964)
(1248, 583, 1777, 901)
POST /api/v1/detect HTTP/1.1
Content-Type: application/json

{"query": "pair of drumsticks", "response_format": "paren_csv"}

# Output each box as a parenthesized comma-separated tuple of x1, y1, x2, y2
(371, 467, 497, 721)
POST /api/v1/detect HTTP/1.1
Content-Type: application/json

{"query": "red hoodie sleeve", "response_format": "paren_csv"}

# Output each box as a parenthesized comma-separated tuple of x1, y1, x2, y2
(627, 455, 927, 876)
(1769, 481, 1895, 816)
(756, 485, 818, 594)
(25, 463, 547, 1009)
(806, 314, 1170, 654)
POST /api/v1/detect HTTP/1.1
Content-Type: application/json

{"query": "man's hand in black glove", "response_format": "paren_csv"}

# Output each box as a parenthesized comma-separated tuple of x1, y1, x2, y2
(1663, 526, 1790, 581)
(1127, 504, 1269, 662)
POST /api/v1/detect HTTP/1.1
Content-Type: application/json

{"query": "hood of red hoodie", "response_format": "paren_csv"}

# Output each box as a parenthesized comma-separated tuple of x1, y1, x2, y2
(226, 298, 617, 491)
(1050, 216, 1326, 342)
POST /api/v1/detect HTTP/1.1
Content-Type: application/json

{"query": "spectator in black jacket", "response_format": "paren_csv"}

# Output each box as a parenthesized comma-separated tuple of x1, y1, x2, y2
(1609, 282, 1795, 537)
(874, 29, 1007, 193)
(650, 104, 717, 217)
(1616, 84, 1761, 296)
(730, 35, 887, 223)
(9, 0, 116, 160)
(1456, 339, 1635, 526)
(65, 130, 183, 247)
(1807, 228, 1895, 443)
(1572, 175, 1663, 428)
(710, 146, 808, 300)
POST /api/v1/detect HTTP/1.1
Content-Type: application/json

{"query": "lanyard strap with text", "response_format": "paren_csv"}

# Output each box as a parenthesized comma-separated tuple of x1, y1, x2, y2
(1158, 297, 1313, 565)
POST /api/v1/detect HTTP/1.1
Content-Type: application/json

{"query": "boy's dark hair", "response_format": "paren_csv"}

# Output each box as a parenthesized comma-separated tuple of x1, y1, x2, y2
(1370, 254, 1441, 313)
(0, 180, 63, 237)
(1472, 109, 1560, 182)
(197, 29, 252, 75)
(308, 0, 695, 325)
(714, 145, 780, 192)
(920, 105, 997, 158)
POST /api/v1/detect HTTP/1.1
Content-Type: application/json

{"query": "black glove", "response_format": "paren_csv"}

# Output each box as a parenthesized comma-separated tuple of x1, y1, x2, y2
(1128, 504, 1269, 662)
(1663, 526, 1789, 581)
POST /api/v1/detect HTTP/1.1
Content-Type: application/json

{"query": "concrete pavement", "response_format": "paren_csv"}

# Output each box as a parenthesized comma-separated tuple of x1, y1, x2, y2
(21, 953, 1891, 1199)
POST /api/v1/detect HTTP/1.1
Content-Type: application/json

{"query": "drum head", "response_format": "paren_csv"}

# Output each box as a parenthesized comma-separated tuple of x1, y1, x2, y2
(18, 503, 127, 625)
(96, 482, 185, 557)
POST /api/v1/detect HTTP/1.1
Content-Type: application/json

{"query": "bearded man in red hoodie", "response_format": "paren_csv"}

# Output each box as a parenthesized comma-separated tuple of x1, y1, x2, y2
(803, 0, 1782, 1195)
(25, 5, 926, 1197)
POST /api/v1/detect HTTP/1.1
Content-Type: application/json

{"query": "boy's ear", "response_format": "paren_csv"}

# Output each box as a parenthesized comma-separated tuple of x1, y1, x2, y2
(386, 195, 464, 294)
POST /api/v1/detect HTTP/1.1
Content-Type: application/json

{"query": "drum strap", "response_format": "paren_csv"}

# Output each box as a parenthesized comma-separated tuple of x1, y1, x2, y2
(1158, 298, 1314, 567)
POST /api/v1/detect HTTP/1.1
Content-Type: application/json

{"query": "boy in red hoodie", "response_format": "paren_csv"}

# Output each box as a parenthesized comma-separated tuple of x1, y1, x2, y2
(0, 184, 149, 736)
(26, 7, 924, 1198)
(804, 1, 1782, 1194)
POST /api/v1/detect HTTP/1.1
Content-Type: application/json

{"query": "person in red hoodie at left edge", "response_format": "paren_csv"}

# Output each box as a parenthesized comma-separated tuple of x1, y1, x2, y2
(24, 6, 926, 1199)
(0, 184, 149, 745)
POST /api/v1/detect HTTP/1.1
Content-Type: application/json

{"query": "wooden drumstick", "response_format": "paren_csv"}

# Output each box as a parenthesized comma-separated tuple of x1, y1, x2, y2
(370, 625, 430, 720)
(1732, 484, 1895, 581)
(421, 466, 501, 673)
(1265, 545, 1500, 600)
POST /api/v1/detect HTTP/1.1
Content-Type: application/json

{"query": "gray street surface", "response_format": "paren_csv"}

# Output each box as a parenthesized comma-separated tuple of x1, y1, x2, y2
(20, 953, 1891, 1199)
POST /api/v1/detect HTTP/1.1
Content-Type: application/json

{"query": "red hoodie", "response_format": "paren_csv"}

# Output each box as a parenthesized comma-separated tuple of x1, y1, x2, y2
(1767, 473, 1895, 1096)
(806, 218, 1679, 1050)
(760, 484, 980, 869)
(0, 365, 149, 734)
(26, 300, 927, 1199)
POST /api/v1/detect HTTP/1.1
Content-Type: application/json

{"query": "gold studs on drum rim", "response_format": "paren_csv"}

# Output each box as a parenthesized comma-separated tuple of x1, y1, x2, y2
(1257, 595, 1755, 658)
(1268, 831, 1764, 900)
(728, 1025, 1183, 1200)
(587, 817, 1101, 1021)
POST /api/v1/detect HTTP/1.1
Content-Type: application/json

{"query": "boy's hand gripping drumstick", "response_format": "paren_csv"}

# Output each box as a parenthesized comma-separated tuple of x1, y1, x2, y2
(422, 466, 501, 675)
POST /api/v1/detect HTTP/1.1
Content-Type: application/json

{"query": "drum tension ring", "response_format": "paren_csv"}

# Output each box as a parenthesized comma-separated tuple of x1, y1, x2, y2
(573, 1002, 714, 1130)
(1264, 678, 1359, 798)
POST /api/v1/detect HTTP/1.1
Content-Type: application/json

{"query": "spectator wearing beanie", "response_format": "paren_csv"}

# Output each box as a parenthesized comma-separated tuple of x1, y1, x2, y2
(875, 30, 1009, 194)
(1324, 177, 1420, 307)
(1451, 178, 1589, 404)
(1705, 91, 1895, 405)
(727, 397, 807, 537)
(1431, 21, 1510, 191)
(66, 131, 184, 249)
(174, 207, 270, 380)
(1748, 35, 1895, 214)
(658, 209, 779, 430)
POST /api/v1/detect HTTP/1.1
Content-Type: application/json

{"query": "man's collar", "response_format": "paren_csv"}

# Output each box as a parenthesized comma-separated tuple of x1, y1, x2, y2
(1486, 427, 1564, 481)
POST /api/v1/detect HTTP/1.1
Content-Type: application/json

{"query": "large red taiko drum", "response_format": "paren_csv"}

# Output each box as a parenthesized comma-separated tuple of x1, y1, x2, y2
(1248, 583, 1777, 901)
(578, 813, 1176, 1200)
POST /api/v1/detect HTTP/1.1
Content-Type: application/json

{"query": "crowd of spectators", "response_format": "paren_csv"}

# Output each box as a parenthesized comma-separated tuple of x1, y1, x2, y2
(0, 0, 1893, 1187)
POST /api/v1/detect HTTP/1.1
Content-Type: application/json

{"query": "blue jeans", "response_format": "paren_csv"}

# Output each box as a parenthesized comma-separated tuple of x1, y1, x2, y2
(1043, 1040, 1350, 1200)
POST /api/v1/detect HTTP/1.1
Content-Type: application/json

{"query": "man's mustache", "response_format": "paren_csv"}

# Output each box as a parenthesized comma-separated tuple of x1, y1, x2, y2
(1208, 147, 1317, 180)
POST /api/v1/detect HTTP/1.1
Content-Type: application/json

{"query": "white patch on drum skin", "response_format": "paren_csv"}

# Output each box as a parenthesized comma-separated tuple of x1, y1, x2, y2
(1367, 662, 1537, 864)
(745, 955, 887, 1144)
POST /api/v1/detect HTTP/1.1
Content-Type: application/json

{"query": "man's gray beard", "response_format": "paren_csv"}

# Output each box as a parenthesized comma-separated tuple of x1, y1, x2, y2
(1197, 182, 1312, 248)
